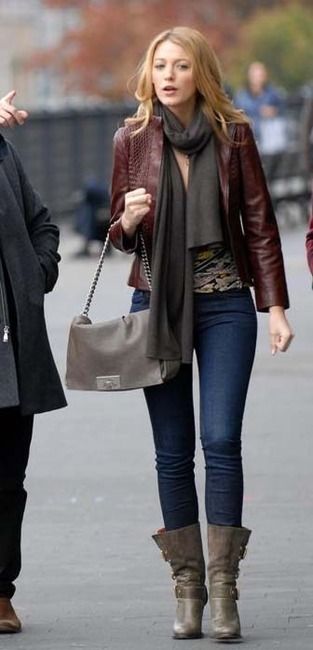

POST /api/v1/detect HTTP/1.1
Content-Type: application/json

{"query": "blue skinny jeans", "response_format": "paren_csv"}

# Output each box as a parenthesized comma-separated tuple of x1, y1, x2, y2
(130, 288, 257, 531)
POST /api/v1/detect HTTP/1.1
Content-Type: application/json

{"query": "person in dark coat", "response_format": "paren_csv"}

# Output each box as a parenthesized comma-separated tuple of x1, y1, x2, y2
(0, 104, 66, 632)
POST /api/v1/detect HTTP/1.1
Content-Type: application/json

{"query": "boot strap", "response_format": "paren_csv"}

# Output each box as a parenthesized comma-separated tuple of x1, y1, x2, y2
(210, 584, 239, 600)
(239, 544, 247, 560)
(175, 585, 208, 603)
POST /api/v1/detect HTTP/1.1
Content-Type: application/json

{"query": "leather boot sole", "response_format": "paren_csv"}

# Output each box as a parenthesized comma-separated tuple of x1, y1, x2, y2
(212, 633, 242, 642)
(0, 625, 21, 634)
(173, 631, 203, 639)
(0, 619, 22, 634)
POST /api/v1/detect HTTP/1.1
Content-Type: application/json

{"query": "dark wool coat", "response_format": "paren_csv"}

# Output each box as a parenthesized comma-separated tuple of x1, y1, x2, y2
(0, 134, 67, 415)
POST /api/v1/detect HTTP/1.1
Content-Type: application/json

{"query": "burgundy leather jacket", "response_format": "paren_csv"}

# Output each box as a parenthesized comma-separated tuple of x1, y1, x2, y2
(110, 116, 289, 312)
(306, 211, 313, 275)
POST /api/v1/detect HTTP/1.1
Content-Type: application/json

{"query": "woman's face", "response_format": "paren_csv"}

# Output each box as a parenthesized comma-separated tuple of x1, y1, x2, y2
(152, 39, 197, 124)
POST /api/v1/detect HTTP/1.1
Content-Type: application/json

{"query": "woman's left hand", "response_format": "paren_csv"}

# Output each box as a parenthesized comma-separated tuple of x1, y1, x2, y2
(269, 306, 294, 355)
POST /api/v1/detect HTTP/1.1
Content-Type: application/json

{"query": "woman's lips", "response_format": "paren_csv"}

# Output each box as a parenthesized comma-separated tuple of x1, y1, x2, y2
(162, 87, 178, 95)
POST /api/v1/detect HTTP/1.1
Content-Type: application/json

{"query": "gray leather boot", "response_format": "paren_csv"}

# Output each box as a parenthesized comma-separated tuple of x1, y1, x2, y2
(207, 524, 251, 640)
(152, 523, 208, 639)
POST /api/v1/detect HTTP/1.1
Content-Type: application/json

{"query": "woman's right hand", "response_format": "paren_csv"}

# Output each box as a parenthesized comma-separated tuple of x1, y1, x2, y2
(121, 188, 151, 237)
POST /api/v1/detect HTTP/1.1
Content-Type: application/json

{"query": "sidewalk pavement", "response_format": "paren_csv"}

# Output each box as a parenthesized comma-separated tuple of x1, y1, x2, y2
(5, 224, 313, 650)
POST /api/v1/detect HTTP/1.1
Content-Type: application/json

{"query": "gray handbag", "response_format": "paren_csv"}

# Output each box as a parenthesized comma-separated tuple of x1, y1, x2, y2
(65, 231, 180, 391)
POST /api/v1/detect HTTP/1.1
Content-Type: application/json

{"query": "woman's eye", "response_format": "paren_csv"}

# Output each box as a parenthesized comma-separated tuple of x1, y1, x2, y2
(154, 64, 165, 70)
(178, 64, 189, 70)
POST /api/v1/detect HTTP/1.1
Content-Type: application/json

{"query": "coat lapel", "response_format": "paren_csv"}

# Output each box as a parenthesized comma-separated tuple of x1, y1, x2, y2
(0, 135, 8, 161)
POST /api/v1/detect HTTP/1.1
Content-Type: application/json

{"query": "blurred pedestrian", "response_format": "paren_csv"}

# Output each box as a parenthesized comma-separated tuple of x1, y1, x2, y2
(301, 92, 313, 179)
(0, 108, 66, 632)
(74, 178, 111, 257)
(110, 26, 293, 642)
(234, 61, 286, 154)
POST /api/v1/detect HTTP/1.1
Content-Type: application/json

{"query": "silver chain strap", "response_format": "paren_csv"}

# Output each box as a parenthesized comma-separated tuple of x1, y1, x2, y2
(82, 227, 151, 317)
(139, 231, 152, 290)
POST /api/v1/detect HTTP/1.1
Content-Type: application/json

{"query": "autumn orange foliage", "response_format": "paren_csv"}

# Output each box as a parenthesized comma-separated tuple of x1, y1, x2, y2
(39, 0, 310, 99)
(33, 0, 240, 99)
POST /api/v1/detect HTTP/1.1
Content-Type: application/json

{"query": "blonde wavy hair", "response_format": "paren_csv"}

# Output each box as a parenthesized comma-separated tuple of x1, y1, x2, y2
(126, 26, 249, 141)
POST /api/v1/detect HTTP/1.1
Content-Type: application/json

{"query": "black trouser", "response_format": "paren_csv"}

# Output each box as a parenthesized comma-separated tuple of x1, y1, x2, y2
(0, 407, 33, 598)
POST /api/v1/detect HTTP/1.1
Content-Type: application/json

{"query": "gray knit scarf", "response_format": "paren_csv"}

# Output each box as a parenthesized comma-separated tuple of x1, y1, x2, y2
(146, 103, 222, 364)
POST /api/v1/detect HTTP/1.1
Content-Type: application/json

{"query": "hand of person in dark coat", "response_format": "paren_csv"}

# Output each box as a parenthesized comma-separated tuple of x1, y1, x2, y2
(0, 91, 28, 128)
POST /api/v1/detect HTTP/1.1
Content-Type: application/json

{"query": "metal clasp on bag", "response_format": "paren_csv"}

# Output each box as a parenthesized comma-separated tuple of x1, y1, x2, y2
(96, 375, 121, 390)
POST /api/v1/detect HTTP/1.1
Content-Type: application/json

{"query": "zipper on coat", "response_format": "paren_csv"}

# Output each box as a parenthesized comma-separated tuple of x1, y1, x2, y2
(0, 281, 9, 343)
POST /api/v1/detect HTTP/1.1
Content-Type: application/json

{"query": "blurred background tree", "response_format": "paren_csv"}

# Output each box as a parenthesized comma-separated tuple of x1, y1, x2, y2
(226, 0, 313, 18)
(37, 0, 238, 100)
(226, 3, 313, 92)
(32, 0, 313, 100)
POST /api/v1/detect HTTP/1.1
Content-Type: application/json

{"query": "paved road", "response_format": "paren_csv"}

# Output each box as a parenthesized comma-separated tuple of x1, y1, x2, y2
(5, 224, 313, 650)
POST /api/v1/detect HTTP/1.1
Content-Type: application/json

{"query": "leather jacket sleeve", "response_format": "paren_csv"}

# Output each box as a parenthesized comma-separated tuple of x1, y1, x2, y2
(109, 127, 139, 254)
(306, 212, 313, 276)
(238, 124, 289, 310)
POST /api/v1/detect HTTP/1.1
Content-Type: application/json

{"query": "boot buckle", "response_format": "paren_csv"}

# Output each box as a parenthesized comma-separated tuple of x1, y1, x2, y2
(230, 586, 239, 600)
